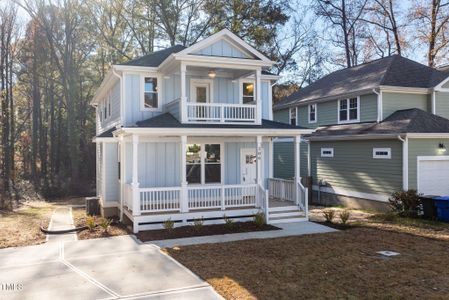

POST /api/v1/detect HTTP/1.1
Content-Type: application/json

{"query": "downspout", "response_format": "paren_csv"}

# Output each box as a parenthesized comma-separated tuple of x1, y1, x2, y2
(111, 67, 123, 125)
(111, 67, 124, 220)
(431, 89, 436, 115)
(373, 88, 382, 122)
(398, 135, 408, 191)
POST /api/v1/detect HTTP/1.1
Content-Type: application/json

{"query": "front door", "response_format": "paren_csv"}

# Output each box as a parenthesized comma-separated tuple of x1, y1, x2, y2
(191, 82, 210, 103)
(241, 148, 257, 184)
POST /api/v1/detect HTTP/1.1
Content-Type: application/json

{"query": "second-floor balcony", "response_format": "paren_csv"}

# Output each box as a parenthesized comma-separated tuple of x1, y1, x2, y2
(162, 62, 265, 125)
(166, 98, 258, 124)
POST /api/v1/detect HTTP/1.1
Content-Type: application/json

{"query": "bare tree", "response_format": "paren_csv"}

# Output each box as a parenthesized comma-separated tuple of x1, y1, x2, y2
(409, 0, 449, 67)
(316, 0, 369, 67)
(361, 0, 403, 56)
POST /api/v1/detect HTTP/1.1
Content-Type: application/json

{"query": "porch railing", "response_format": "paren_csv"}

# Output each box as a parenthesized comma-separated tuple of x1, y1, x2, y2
(268, 178, 295, 202)
(188, 184, 258, 210)
(124, 183, 259, 214)
(186, 102, 257, 124)
(140, 187, 181, 213)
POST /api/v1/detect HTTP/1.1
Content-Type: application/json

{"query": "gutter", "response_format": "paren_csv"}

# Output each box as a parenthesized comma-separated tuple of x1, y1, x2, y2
(398, 135, 409, 191)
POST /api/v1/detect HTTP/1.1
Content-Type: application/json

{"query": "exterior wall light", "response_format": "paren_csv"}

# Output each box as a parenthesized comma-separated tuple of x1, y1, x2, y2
(208, 70, 216, 78)
(438, 143, 447, 153)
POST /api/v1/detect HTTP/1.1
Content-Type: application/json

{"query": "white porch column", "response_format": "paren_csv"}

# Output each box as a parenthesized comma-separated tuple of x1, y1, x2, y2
(255, 69, 262, 125)
(180, 135, 189, 214)
(294, 135, 301, 206)
(256, 136, 263, 186)
(180, 63, 187, 123)
(131, 134, 140, 217)
(119, 136, 125, 222)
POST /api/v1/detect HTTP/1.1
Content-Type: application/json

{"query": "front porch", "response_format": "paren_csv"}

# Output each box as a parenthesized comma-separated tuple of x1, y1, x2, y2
(114, 126, 311, 232)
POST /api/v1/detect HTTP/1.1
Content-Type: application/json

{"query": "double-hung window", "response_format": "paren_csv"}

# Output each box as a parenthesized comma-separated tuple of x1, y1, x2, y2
(290, 107, 297, 126)
(143, 77, 158, 109)
(186, 143, 221, 184)
(309, 104, 317, 123)
(242, 82, 255, 104)
(339, 97, 359, 123)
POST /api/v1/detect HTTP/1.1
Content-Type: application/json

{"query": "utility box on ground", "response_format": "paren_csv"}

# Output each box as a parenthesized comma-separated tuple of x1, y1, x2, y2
(86, 197, 100, 216)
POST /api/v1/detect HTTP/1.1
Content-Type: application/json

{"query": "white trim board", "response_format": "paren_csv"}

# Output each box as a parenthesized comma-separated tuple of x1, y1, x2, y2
(312, 185, 389, 202)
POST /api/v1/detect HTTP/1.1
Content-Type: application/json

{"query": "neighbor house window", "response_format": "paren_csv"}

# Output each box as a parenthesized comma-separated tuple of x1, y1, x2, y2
(339, 97, 359, 123)
(186, 144, 222, 184)
(103, 100, 107, 120)
(309, 104, 317, 123)
(321, 148, 334, 157)
(143, 77, 158, 109)
(290, 107, 297, 126)
(242, 82, 254, 103)
(108, 96, 111, 118)
(373, 148, 391, 159)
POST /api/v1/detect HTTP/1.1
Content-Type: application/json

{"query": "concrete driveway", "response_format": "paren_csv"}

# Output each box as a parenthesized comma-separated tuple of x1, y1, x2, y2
(0, 235, 222, 299)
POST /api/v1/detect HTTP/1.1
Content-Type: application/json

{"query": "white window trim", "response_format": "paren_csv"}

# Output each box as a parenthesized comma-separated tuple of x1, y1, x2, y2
(239, 78, 255, 104)
(140, 74, 162, 112)
(308, 103, 317, 123)
(289, 107, 297, 126)
(186, 142, 224, 185)
(190, 78, 214, 103)
(338, 97, 360, 124)
(321, 148, 334, 158)
(373, 148, 391, 159)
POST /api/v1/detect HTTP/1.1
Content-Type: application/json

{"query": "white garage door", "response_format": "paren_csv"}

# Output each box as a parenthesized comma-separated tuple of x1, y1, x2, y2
(418, 157, 449, 196)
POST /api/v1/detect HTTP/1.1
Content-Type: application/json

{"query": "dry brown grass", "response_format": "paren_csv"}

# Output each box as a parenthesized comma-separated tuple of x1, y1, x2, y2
(0, 197, 88, 249)
(168, 222, 449, 299)
(0, 201, 54, 249)
(72, 207, 130, 240)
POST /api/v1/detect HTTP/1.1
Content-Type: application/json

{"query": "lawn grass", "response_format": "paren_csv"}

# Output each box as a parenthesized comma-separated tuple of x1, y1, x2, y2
(0, 201, 54, 249)
(167, 216, 449, 299)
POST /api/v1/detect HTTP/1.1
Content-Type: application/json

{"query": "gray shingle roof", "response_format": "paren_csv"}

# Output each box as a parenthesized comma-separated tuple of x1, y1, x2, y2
(96, 127, 115, 138)
(119, 45, 186, 67)
(135, 113, 304, 129)
(275, 55, 449, 110)
(309, 108, 449, 138)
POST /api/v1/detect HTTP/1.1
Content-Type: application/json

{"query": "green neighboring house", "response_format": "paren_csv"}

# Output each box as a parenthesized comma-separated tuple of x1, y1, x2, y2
(273, 55, 449, 209)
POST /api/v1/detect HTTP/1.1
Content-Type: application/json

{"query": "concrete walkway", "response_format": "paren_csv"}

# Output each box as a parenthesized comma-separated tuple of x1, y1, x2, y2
(150, 221, 336, 248)
(46, 207, 77, 242)
(0, 235, 222, 300)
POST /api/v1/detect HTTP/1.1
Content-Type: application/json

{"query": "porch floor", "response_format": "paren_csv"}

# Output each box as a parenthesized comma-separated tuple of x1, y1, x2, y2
(269, 198, 298, 208)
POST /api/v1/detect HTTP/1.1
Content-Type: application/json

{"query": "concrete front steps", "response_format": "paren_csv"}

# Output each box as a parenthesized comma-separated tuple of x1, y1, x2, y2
(268, 206, 307, 224)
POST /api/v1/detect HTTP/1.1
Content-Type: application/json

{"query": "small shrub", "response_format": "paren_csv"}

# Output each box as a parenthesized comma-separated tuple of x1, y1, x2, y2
(253, 211, 266, 227)
(389, 190, 421, 217)
(339, 210, 350, 225)
(193, 217, 204, 232)
(163, 218, 175, 232)
(223, 215, 234, 229)
(99, 217, 112, 233)
(86, 216, 96, 231)
(323, 210, 335, 223)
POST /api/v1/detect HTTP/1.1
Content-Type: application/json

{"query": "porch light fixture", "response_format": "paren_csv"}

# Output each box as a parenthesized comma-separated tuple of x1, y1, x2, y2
(438, 143, 447, 153)
(208, 70, 216, 78)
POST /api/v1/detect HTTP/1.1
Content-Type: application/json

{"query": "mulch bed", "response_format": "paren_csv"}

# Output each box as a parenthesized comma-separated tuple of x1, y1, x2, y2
(314, 221, 354, 230)
(137, 222, 280, 242)
(77, 221, 131, 240)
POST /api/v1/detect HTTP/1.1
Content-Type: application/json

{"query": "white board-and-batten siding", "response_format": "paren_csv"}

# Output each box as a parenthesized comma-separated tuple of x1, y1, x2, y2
(122, 141, 270, 189)
(193, 39, 252, 59)
(97, 81, 120, 134)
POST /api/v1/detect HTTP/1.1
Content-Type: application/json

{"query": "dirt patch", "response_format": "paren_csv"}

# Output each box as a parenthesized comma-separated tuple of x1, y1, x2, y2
(72, 207, 131, 240)
(167, 227, 449, 299)
(137, 222, 280, 242)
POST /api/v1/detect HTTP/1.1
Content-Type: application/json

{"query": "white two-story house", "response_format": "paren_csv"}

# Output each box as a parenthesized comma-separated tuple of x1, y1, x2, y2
(92, 29, 313, 233)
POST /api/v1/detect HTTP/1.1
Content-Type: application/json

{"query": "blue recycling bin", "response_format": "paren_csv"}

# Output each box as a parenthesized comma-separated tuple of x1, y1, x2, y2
(433, 196, 449, 222)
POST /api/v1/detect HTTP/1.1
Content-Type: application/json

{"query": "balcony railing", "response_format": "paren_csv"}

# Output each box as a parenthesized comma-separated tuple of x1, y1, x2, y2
(186, 102, 257, 124)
